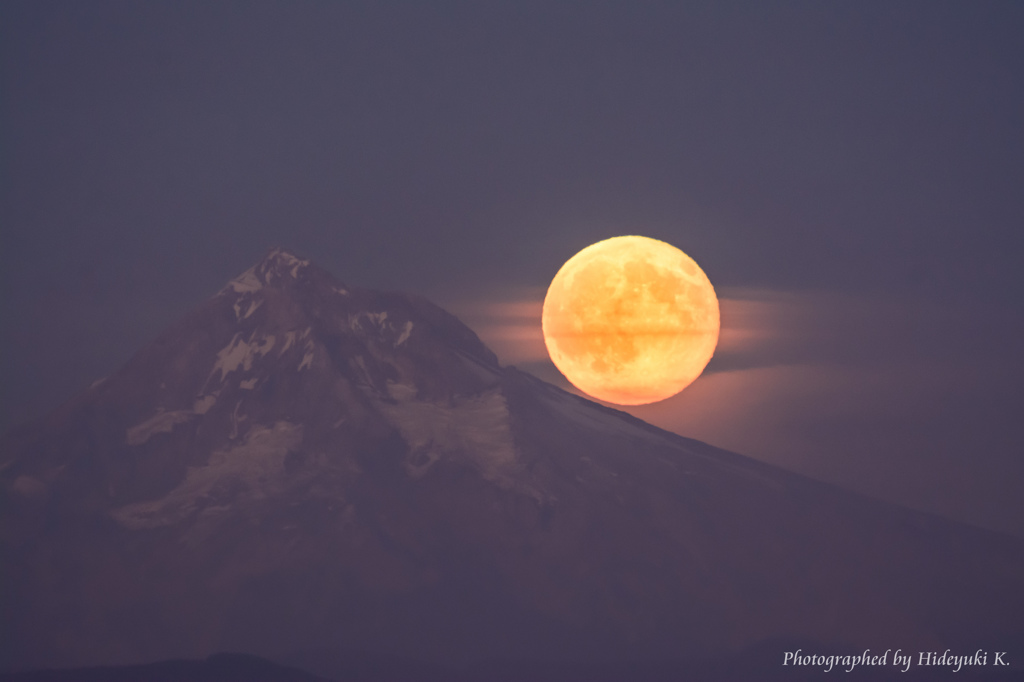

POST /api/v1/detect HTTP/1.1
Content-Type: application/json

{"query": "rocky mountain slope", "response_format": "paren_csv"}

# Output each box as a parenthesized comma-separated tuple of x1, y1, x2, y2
(2, 249, 1022, 673)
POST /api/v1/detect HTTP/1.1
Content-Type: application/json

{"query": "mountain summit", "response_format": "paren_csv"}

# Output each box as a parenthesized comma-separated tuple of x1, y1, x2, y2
(2, 249, 1022, 673)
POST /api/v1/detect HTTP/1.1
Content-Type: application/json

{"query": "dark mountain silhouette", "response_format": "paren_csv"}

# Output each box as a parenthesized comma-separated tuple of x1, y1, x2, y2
(2, 248, 1022, 678)
(0, 652, 329, 682)
(4, 645, 1023, 682)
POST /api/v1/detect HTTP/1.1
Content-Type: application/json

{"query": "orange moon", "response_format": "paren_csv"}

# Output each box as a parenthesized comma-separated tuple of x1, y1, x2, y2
(541, 235, 720, 405)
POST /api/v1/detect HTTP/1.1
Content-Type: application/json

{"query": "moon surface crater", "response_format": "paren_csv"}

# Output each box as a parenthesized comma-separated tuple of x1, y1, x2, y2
(542, 235, 720, 405)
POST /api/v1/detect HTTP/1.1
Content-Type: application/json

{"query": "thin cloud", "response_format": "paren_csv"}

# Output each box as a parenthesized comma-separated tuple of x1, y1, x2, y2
(439, 288, 548, 365)
(444, 285, 819, 372)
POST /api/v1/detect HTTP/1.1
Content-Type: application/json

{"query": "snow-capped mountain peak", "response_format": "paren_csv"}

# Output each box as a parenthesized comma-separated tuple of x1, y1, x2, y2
(218, 247, 318, 296)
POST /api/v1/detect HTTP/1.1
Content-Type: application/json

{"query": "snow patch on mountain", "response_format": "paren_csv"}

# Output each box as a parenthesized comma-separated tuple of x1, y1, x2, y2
(376, 386, 539, 498)
(229, 400, 247, 439)
(217, 249, 311, 298)
(126, 409, 194, 446)
(233, 296, 264, 321)
(127, 394, 229, 445)
(207, 332, 277, 385)
(396, 321, 414, 346)
(220, 266, 263, 295)
(386, 381, 417, 401)
(111, 421, 304, 531)
(349, 312, 418, 348)
(268, 249, 309, 279)
(279, 328, 313, 355)
(349, 312, 380, 334)
(193, 394, 218, 414)
(297, 342, 315, 371)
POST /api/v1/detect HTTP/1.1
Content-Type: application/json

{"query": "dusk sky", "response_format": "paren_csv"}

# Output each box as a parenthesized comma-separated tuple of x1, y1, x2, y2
(3, 1, 1023, 536)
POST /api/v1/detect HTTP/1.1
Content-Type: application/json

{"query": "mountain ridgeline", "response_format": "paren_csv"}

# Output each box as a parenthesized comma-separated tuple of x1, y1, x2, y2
(2, 249, 1022, 676)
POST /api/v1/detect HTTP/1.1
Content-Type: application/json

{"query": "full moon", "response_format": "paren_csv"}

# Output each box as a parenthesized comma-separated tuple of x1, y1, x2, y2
(541, 235, 720, 405)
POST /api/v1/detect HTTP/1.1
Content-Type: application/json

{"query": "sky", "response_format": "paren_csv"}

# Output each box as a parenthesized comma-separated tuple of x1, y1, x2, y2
(2, 1, 1023, 536)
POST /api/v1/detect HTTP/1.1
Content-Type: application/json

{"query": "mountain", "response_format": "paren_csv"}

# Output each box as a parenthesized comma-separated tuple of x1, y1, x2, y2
(2, 248, 1022, 676)
(0, 653, 330, 682)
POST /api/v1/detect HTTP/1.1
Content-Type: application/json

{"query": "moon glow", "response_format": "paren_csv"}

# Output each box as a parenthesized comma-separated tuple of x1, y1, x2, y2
(541, 235, 720, 405)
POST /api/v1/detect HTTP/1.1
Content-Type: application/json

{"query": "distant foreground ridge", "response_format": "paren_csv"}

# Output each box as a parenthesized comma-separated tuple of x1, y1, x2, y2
(2, 248, 1022, 675)
(0, 653, 329, 682)
(4, 647, 1024, 682)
